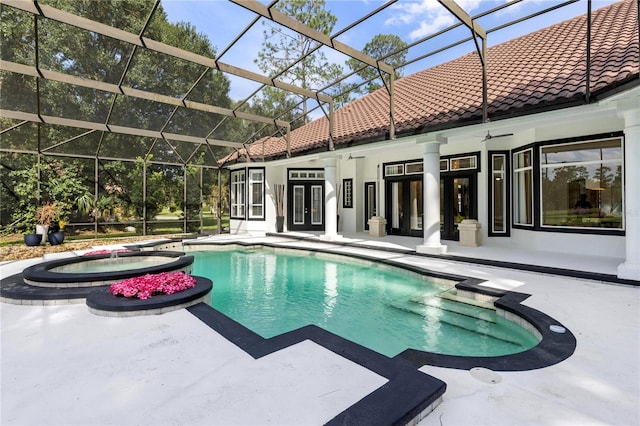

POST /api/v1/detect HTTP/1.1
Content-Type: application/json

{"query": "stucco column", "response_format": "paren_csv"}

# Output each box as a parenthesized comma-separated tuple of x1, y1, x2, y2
(417, 141, 447, 255)
(321, 157, 341, 241)
(617, 106, 640, 281)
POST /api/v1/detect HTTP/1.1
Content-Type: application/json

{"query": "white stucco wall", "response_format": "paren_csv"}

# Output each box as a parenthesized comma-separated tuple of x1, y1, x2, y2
(228, 92, 635, 267)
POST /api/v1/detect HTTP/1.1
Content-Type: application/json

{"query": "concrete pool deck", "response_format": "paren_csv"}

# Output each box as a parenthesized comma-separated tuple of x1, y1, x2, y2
(1, 234, 639, 425)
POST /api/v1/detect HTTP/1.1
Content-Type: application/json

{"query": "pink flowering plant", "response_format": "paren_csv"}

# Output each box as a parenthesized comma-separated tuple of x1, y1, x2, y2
(109, 271, 196, 300)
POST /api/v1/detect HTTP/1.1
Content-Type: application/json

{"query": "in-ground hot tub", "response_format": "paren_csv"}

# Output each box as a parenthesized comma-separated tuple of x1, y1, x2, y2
(22, 251, 194, 288)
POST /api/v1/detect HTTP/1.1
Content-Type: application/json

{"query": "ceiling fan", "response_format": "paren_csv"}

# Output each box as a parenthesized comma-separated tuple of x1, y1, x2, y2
(482, 131, 513, 141)
(347, 153, 365, 160)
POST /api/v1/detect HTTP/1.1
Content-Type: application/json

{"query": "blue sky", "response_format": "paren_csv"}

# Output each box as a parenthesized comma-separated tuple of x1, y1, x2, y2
(160, 0, 618, 102)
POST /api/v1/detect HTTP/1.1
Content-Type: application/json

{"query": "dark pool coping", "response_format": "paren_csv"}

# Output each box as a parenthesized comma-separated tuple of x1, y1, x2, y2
(1, 272, 104, 302)
(187, 302, 446, 426)
(22, 251, 193, 286)
(182, 239, 577, 372)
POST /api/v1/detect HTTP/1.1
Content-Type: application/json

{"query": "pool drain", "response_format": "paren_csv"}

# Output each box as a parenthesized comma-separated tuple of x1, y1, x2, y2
(469, 367, 502, 384)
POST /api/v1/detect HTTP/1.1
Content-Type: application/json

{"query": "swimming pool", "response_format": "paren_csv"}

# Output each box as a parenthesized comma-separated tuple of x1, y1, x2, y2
(192, 248, 538, 358)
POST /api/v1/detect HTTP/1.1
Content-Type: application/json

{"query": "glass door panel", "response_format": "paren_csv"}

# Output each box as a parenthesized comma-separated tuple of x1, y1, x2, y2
(391, 181, 402, 229)
(364, 182, 376, 230)
(440, 180, 445, 234)
(410, 180, 423, 231)
(311, 185, 323, 225)
(293, 185, 304, 225)
(441, 174, 475, 240)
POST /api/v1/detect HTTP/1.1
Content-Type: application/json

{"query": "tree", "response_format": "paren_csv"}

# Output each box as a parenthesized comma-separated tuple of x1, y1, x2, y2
(1, 0, 236, 231)
(346, 34, 408, 95)
(255, 0, 344, 125)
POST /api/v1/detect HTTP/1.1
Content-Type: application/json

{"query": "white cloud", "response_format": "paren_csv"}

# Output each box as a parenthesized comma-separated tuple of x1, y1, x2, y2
(385, 0, 484, 40)
(409, 14, 455, 39)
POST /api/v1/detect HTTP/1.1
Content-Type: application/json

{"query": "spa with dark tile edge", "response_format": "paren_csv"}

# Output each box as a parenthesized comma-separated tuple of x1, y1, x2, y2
(86, 276, 213, 317)
(181, 239, 577, 372)
(22, 250, 193, 287)
(0, 251, 194, 305)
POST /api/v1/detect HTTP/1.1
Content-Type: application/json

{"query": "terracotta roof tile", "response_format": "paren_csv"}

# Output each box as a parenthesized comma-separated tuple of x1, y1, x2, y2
(231, 0, 638, 162)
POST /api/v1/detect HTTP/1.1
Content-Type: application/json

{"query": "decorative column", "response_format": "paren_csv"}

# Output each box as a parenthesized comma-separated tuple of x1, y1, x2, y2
(417, 140, 447, 254)
(321, 157, 341, 241)
(617, 104, 640, 281)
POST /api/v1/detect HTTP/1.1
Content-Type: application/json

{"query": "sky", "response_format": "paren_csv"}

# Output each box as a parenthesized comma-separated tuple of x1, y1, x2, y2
(160, 0, 619, 103)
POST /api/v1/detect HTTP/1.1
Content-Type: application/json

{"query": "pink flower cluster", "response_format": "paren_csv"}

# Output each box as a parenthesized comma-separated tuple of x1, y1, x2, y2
(109, 272, 196, 300)
(84, 249, 131, 256)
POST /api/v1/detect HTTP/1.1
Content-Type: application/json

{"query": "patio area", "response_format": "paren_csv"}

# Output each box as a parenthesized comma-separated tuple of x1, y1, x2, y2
(1, 233, 638, 425)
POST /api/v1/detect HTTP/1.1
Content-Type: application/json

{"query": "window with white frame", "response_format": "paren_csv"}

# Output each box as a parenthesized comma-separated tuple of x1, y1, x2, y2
(230, 169, 245, 219)
(248, 168, 265, 219)
(540, 138, 623, 229)
(513, 148, 533, 226)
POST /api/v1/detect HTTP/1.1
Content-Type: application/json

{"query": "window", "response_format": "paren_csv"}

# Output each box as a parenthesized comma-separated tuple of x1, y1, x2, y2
(342, 178, 353, 208)
(489, 152, 509, 235)
(384, 164, 404, 177)
(540, 138, 623, 229)
(450, 156, 477, 171)
(405, 162, 423, 174)
(289, 170, 324, 180)
(230, 169, 245, 219)
(248, 168, 265, 219)
(513, 148, 533, 226)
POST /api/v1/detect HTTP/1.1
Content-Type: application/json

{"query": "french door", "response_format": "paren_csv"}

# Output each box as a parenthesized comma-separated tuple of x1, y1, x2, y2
(287, 182, 324, 231)
(440, 174, 476, 240)
(386, 178, 423, 237)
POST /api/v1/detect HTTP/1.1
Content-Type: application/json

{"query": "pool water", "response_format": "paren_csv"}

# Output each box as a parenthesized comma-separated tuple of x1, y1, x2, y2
(192, 248, 538, 358)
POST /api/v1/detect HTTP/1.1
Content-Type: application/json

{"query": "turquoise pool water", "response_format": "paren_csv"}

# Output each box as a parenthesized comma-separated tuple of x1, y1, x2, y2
(192, 248, 538, 357)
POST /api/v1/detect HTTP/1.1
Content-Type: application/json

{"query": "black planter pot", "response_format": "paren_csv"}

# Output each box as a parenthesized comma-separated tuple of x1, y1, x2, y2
(48, 231, 65, 245)
(276, 216, 285, 233)
(24, 234, 43, 247)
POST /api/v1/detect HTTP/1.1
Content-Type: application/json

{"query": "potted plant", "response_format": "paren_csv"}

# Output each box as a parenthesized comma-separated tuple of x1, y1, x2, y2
(273, 184, 285, 232)
(48, 219, 66, 245)
(23, 231, 43, 247)
(35, 202, 57, 245)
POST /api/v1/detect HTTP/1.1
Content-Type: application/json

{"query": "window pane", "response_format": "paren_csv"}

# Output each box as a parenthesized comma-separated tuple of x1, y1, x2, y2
(230, 170, 245, 219)
(248, 169, 264, 219)
(450, 156, 477, 170)
(410, 180, 423, 231)
(406, 162, 423, 174)
(385, 164, 404, 176)
(492, 154, 506, 233)
(293, 186, 304, 224)
(541, 139, 623, 229)
(514, 150, 532, 169)
(513, 149, 533, 226)
(311, 185, 323, 225)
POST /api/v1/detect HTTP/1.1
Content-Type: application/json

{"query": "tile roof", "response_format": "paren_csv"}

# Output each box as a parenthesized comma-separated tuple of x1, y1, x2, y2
(231, 0, 638, 162)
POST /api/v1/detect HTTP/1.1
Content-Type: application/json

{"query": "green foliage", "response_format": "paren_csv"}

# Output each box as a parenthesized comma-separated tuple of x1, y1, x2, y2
(255, 0, 343, 125)
(346, 34, 408, 95)
(2, 0, 236, 232)
(5, 159, 91, 232)
(127, 156, 166, 226)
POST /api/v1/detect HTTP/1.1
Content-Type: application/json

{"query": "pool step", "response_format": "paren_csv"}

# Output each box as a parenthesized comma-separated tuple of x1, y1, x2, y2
(409, 292, 496, 323)
(388, 297, 526, 347)
(436, 291, 496, 310)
